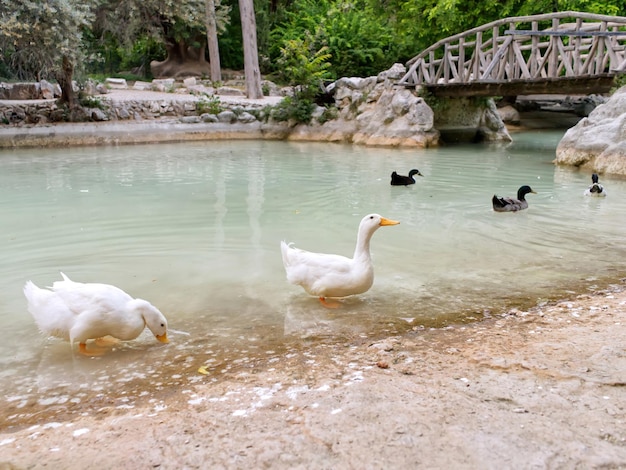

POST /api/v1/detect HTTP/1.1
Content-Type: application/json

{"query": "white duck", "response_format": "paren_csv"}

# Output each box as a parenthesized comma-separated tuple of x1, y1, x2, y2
(24, 272, 169, 355)
(280, 213, 400, 307)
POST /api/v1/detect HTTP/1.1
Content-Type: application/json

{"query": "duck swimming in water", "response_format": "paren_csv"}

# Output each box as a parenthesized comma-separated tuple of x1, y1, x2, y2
(390, 169, 423, 186)
(492, 185, 536, 212)
(280, 214, 400, 307)
(584, 173, 606, 197)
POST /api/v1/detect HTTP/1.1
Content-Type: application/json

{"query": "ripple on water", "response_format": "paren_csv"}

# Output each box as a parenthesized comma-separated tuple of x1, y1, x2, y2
(1, 137, 626, 425)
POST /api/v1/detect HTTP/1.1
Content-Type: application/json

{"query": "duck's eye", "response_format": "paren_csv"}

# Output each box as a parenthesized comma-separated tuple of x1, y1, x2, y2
(161, 323, 165, 327)
(369, 216, 374, 219)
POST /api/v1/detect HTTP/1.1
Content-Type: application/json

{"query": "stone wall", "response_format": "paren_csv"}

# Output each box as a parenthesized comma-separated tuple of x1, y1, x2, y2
(0, 64, 512, 148)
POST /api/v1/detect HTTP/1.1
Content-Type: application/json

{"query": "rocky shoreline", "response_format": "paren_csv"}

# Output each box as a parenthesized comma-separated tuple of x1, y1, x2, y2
(1, 281, 625, 468)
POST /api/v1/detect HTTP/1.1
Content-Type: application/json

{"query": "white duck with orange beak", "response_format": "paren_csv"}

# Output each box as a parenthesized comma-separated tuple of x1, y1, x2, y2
(280, 213, 400, 307)
(24, 272, 169, 355)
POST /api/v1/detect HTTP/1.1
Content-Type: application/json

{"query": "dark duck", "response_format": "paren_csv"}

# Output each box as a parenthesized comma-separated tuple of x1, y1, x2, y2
(390, 169, 423, 186)
(492, 185, 536, 212)
(584, 173, 606, 197)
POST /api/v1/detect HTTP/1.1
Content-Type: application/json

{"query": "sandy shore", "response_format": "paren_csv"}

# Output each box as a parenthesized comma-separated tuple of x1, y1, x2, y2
(1, 281, 625, 469)
(1, 93, 625, 468)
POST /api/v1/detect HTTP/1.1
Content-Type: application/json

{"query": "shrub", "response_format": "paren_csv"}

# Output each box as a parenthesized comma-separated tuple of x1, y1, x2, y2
(197, 95, 222, 115)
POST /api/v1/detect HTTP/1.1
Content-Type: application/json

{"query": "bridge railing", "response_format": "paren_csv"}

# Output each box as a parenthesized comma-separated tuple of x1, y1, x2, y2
(398, 11, 626, 88)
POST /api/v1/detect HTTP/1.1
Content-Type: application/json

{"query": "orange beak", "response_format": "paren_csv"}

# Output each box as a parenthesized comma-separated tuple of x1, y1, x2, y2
(380, 217, 400, 226)
(156, 333, 169, 343)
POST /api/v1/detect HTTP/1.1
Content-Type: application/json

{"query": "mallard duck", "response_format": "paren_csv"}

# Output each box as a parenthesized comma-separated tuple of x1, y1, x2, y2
(24, 272, 169, 355)
(584, 173, 606, 197)
(280, 214, 400, 307)
(390, 169, 423, 186)
(492, 185, 536, 212)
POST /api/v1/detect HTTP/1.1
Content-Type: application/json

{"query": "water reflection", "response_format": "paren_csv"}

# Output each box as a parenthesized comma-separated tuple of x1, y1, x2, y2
(1, 134, 625, 424)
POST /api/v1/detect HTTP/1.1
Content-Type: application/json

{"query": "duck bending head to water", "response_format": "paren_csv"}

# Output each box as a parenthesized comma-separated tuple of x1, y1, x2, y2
(390, 169, 423, 186)
(584, 173, 606, 197)
(492, 185, 536, 212)
(24, 272, 169, 355)
(280, 213, 400, 308)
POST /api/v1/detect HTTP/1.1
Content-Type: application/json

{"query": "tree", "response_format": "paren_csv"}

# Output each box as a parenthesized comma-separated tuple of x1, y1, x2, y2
(239, 0, 263, 98)
(206, 0, 222, 82)
(93, 0, 230, 80)
(0, 0, 95, 108)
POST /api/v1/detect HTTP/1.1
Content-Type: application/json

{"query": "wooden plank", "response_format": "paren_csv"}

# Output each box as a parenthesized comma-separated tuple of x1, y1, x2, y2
(512, 42, 532, 78)
(419, 75, 615, 97)
(399, 12, 626, 88)
(505, 30, 626, 36)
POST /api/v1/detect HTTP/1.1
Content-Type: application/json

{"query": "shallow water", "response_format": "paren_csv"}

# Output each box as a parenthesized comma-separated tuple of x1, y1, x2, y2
(1, 132, 625, 424)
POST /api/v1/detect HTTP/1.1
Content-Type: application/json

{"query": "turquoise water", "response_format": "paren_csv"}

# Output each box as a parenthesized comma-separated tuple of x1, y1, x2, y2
(1, 133, 625, 422)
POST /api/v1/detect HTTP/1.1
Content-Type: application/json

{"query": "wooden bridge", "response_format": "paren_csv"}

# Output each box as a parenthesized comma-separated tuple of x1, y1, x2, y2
(398, 11, 626, 97)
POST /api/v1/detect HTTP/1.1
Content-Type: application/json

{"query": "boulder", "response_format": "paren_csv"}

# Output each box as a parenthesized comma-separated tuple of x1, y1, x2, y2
(9, 83, 39, 100)
(555, 86, 626, 174)
(105, 78, 128, 89)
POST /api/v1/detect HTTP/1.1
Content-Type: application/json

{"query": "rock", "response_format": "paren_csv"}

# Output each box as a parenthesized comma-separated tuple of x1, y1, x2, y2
(216, 87, 245, 96)
(180, 115, 201, 124)
(105, 78, 128, 89)
(39, 80, 57, 99)
(555, 86, 626, 174)
(237, 112, 257, 123)
(377, 63, 406, 81)
(201, 113, 219, 123)
(83, 80, 100, 96)
(152, 79, 175, 92)
(434, 97, 511, 143)
(261, 80, 281, 96)
(217, 110, 237, 123)
(188, 85, 216, 96)
(498, 105, 520, 124)
(9, 83, 39, 100)
(117, 107, 131, 119)
(133, 81, 152, 91)
(90, 109, 108, 121)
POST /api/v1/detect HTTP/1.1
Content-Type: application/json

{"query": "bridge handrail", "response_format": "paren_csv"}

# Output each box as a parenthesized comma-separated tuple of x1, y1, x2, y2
(406, 11, 626, 67)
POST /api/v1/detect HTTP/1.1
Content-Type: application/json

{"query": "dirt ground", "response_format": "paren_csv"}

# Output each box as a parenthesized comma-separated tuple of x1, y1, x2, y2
(1, 280, 625, 469)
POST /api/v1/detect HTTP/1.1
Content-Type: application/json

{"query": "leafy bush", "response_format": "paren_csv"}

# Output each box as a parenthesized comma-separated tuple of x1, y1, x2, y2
(270, 96, 315, 123)
(78, 95, 105, 110)
(197, 95, 222, 115)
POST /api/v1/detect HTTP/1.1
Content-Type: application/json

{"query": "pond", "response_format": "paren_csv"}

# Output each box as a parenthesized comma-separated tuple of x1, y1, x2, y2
(1, 131, 625, 424)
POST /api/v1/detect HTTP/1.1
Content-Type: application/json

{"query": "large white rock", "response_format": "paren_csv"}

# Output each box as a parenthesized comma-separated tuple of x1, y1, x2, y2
(555, 86, 626, 174)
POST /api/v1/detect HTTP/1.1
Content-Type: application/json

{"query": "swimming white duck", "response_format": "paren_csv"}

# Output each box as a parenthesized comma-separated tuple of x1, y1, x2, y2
(492, 185, 536, 212)
(280, 213, 400, 307)
(584, 173, 606, 197)
(24, 272, 169, 355)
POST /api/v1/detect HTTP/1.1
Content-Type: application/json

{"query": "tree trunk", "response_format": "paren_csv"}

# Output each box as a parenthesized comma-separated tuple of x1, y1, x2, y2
(150, 39, 211, 78)
(206, 0, 222, 82)
(238, 0, 263, 99)
(57, 55, 76, 109)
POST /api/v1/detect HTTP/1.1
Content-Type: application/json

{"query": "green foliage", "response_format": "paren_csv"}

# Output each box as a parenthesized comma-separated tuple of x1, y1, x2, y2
(197, 95, 223, 115)
(611, 73, 626, 92)
(117, 36, 165, 78)
(317, 105, 338, 124)
(270, 95, 316, 124)
(78, 95, 105, 109)
(275, 36, 331, 98)
(269, 0, 397, 79)
(0, 0, 95, 81)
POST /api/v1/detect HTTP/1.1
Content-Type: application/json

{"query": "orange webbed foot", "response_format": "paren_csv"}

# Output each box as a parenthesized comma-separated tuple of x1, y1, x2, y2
(319, 297, 341, 309)
(78, 342, 107, 357)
